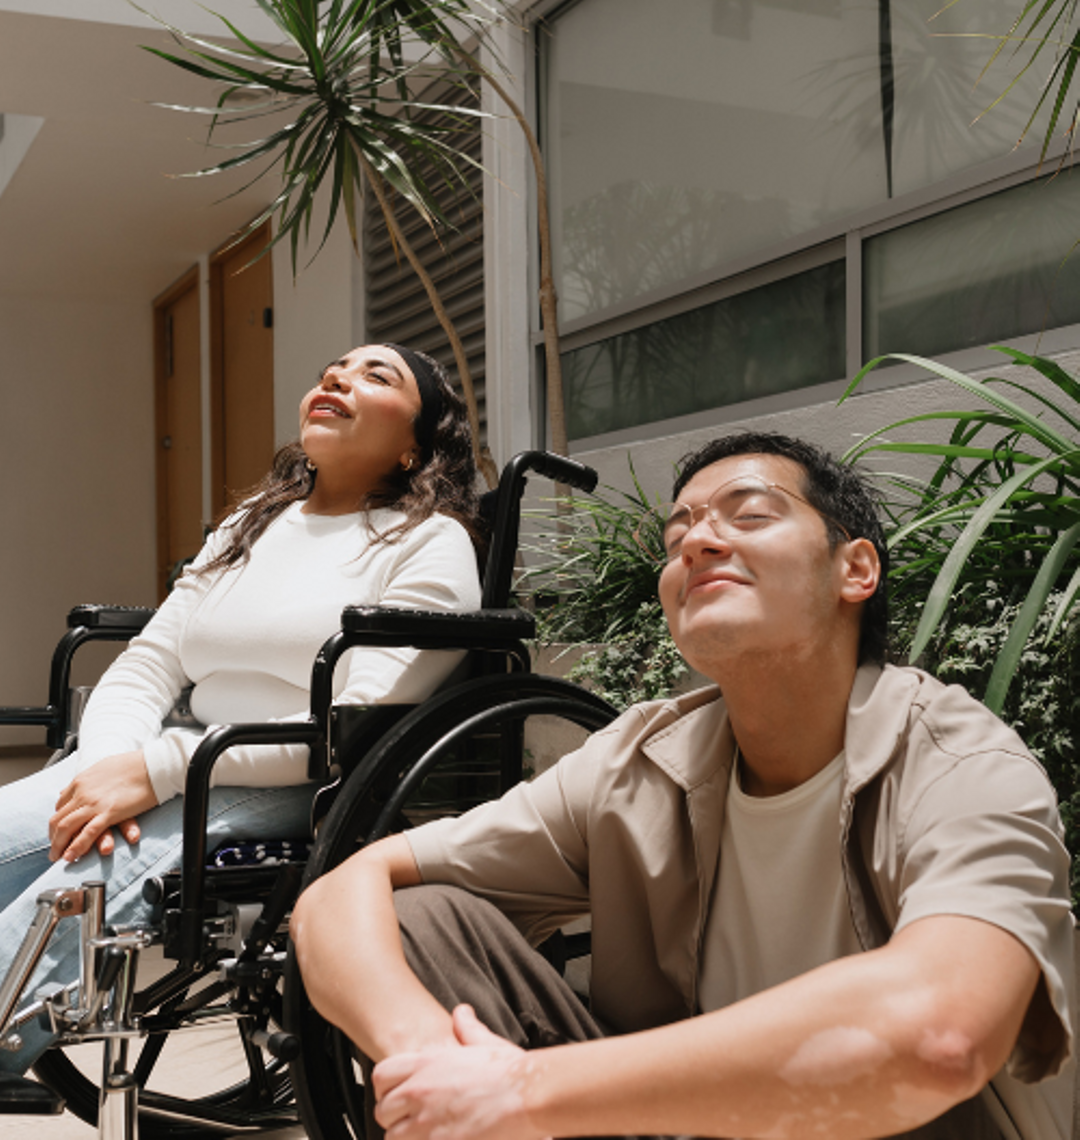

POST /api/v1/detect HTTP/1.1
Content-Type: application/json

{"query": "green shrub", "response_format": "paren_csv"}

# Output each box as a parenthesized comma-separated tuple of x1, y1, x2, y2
(549, 604, 688, 711)
(525, 479, 687, 711)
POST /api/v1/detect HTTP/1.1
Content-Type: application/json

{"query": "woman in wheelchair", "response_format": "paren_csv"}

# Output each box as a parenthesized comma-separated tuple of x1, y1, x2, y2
(0, 343, 482, 1091)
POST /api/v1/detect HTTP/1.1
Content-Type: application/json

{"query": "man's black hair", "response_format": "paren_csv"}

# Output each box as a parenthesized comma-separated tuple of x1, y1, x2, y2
(673, 432, 889, 666)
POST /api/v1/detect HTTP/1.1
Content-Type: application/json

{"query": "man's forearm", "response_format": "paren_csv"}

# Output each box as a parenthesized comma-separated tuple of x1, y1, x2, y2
(291, 836, 454, 1060)
(521, 916, 1038, 1140)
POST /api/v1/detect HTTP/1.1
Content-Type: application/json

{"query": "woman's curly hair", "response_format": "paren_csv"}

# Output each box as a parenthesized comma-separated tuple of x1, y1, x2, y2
(196, 348, 482, 577)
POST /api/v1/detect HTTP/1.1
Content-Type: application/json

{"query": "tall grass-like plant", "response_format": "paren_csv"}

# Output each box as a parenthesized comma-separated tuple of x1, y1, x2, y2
(524, 476, 687, 710)
(842, 346, 1080, 713)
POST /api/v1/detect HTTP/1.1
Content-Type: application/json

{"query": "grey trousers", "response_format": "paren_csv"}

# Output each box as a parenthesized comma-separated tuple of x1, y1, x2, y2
(375, 882, 660, 1140)
(378, 884, 1003, 1140)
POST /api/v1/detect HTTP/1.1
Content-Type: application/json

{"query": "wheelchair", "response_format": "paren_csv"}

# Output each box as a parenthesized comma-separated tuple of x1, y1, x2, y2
(0, 450, 617, 1140)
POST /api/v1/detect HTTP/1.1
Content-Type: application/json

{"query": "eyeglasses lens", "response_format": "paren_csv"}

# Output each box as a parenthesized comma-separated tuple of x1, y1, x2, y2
(661, 478, 786, 559)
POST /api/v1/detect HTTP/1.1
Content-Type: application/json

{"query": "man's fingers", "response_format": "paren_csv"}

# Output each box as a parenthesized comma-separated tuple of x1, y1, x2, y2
(373, 1092, 406, 1129)
(451, 1004, 498, 1047)
(373, 1071, 421, 1133)
(96, 829, 116, 857)
(372, 1053, 420, 1101)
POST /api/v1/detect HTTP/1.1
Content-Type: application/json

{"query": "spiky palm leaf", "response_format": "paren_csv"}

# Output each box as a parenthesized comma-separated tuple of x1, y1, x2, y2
(948, 0, 1080, 164)
(140, 0, 506, 485)
(139, 0, 490, 268)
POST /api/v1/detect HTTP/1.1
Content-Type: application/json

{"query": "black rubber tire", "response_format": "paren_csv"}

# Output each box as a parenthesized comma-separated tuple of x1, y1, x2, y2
(284, 674, 617, 1140)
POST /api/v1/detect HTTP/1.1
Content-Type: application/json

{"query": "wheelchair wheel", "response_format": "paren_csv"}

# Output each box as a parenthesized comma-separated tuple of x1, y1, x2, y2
(283, 673, 617, 1140)
(33, 955, 297, 1138)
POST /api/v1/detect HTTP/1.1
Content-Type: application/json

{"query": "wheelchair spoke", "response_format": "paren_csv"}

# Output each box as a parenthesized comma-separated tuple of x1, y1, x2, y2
(332, 1028, 368, 1140)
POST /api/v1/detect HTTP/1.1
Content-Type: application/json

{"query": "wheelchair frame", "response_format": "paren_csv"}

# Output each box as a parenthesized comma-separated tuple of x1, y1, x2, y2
(0, 450, 618, 1140)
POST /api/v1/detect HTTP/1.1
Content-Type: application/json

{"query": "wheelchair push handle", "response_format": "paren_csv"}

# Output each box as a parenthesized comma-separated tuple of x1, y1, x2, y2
(515, 451, 597, 492)
(482, 451, 598, 610)
(502, 450, 597, 494)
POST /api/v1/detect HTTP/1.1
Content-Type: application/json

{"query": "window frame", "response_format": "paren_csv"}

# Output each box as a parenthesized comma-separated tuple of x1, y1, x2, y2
(525, 0, 1080, 449)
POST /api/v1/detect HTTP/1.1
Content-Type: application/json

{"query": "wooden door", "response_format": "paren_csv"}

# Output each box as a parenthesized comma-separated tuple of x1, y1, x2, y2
(154, 267, 203, 599)
(211, 224, 275, 515)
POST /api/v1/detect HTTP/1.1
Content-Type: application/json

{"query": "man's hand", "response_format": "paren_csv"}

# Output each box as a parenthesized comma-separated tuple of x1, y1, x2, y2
(373, 1005, 550, 1140)
(49, 751, 158, 862)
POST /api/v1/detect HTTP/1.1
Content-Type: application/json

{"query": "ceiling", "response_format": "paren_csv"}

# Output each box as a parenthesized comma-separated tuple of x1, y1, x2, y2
(0, 7, 286, 301)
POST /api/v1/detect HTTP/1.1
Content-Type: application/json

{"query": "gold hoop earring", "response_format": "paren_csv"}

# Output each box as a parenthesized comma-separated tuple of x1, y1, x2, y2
(403, 457, 415, 472)
(305, 458, 317, 473)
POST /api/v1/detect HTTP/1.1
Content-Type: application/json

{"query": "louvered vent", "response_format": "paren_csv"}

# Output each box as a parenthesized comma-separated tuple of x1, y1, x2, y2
(363, 81, 486, 444)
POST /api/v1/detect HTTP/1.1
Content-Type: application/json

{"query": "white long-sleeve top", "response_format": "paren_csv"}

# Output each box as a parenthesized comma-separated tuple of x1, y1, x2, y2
(75, 504, 482, 803)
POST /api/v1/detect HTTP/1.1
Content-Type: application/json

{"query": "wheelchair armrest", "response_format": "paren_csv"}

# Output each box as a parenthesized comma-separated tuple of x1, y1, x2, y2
(67, 605, 156, 632)
(0, 608, 159, 748)
(340, 606, 536, 647)
(19, 606, 160, 749)
(0, 705, 59, 729)
(309, 608, 535, 738)
(177, 720, 322, 966)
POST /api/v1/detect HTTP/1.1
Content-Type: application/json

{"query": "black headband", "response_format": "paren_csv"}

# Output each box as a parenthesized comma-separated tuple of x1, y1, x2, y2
(383, 343, 443, 458)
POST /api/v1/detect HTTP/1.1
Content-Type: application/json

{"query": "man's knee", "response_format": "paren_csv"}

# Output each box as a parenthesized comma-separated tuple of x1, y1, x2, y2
(393, 883, 517, 957)
(392, 882, 478, 926)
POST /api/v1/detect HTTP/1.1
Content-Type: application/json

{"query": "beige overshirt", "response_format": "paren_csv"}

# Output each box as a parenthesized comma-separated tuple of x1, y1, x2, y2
(406, 664, 1075, 1138)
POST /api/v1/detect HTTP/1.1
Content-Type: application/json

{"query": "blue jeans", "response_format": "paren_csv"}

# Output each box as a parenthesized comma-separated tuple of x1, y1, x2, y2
(0, 753, 317, 1073)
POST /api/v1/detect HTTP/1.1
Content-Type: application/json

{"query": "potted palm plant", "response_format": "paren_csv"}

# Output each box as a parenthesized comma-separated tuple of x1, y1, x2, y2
(142, 0, 570, 485)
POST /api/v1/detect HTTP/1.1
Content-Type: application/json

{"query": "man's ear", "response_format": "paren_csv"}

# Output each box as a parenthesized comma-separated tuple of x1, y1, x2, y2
(839, 538, 880, 604)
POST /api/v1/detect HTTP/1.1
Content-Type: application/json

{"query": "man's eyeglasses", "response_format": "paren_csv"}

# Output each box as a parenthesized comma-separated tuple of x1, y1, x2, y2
(634, 476, 852, 564)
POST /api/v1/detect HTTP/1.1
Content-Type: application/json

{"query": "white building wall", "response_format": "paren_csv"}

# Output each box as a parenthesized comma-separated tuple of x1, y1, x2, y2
(272, 210, 357, 450)
(0, 292, 158, 717)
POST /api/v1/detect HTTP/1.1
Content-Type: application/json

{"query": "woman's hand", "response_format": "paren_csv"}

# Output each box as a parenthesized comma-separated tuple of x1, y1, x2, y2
(50, 751, 158, 862)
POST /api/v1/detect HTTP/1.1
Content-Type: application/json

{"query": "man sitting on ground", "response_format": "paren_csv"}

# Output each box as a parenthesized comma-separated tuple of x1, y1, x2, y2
(292, 432, 1074, 1140)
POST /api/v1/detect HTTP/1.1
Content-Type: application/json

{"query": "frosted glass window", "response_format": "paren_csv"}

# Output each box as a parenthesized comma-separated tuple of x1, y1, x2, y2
(864, 174, 1080, 360)
(543, 0, 1049, 323)
(565, 260, 845, 441)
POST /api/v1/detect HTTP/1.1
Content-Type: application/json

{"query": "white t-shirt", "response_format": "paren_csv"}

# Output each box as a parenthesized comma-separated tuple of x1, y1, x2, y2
(698, 751, 862, 1013)
(76, 504, 482, 803)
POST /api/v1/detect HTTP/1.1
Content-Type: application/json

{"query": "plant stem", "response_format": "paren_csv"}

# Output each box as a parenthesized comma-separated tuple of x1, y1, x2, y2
(358, 148, 499, 489)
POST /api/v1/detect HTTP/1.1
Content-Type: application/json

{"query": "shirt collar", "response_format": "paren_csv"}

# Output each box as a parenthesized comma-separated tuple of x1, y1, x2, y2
(639, 663, 917, 794)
